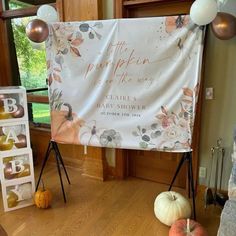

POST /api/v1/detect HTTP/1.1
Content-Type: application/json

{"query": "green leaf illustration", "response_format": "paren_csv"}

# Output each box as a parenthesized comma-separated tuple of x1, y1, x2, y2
(139, 142, 148, 149)
(132, 131, 139, 137)
(94, 22, 103, 28)
(142, 135, 150, 142)
(76, 31, 83, 38)
(95, 31, 102, 40)
(151, 131, 161, 139)
(151, 123, 158, 130)
(79, 23, 89, 32)
(89, 32, 95, 39)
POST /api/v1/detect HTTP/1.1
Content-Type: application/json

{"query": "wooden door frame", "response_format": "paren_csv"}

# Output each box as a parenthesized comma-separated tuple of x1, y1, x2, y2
(114, 0, 205, 191)
(0, 1, 12, 86)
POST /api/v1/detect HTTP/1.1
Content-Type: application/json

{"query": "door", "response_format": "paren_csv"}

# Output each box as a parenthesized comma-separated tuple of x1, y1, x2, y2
(114, 0, 201, 190)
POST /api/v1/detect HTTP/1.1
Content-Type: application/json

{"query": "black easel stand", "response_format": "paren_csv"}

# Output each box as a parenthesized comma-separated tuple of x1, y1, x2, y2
(35, 140, 71, 203)
(168, 151, 196, 220)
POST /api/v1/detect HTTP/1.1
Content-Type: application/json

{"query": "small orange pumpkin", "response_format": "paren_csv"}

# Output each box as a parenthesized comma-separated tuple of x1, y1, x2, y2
(34, 182, 52, 209)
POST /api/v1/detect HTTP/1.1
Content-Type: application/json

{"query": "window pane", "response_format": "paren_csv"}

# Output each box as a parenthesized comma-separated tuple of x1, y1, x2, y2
(11, 16, 47, 89)
(8, 1, 32, 10)
(8, 0, 55, 10)
(32, 103, 51, 124)
(10, 5, 51, 124)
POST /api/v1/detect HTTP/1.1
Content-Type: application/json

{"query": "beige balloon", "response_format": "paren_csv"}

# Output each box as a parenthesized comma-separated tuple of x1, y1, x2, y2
(211, 12, 236, 40)
(25, 19, 49, 43)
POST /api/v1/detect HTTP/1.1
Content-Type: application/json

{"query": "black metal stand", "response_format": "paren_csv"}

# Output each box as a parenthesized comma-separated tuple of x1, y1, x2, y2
(168, 152, 196, 220)
(35, 140, 71, 203)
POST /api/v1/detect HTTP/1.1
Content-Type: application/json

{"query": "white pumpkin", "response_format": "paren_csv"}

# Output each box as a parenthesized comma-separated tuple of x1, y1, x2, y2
(154, 191, 191, 226)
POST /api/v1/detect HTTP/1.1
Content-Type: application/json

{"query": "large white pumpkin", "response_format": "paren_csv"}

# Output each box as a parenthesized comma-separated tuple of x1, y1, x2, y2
(154, 191, 191, 226)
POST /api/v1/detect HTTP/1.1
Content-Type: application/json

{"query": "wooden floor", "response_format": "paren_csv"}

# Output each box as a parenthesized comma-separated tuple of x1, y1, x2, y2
(0, 164, 222, 236)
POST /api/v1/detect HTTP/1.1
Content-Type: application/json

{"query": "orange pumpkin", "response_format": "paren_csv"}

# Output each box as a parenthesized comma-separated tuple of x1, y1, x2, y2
(51, 103, 84, 144)
(34, 188, 52, 209)
(169, 219, 208, 236)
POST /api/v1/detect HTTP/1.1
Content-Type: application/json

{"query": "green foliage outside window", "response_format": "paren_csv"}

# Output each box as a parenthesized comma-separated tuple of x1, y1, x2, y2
(10, 1, 50, 123)
(12, 17, 47, 89)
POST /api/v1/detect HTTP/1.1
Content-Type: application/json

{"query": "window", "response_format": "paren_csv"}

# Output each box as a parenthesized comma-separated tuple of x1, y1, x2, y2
(2, 0, 56, 125)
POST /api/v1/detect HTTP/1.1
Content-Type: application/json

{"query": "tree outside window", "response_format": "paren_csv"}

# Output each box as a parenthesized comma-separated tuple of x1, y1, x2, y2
(5, 0, 55, 124)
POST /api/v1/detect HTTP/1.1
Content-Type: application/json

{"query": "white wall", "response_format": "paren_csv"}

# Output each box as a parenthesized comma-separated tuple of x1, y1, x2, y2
(199, 0, 236, 190)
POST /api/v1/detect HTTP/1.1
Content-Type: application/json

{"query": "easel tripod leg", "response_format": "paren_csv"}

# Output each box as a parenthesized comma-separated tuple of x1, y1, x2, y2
(54, 148, 67, 203)
(53, 141, 71, 184)
(168, 152, 196, 219)
(168, 153, 186, 191)
(188, 159, 191, 198)
(189, 152, 196, 220)
(36, 140, 52, 191)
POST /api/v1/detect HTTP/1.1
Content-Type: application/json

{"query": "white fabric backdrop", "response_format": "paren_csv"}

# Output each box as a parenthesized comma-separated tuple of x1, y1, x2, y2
(46, 16, 204, 152)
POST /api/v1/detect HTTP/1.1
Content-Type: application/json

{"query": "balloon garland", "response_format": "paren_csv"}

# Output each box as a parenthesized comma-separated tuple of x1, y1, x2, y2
(25, 2, 236, 48)
(189, 0, 236, 40)
(190, 0, 218, 26)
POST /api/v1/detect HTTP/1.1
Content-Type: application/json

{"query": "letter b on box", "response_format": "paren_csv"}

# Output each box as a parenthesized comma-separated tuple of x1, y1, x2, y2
(0, 87, 28, 123)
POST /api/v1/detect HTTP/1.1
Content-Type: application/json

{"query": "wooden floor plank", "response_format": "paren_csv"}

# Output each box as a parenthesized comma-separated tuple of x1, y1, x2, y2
(0, 164, 221, 236)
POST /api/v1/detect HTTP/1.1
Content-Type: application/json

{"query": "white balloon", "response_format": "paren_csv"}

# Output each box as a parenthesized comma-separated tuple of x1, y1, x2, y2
(18, 183, 32, 200)
(37, 4, 58, 23)
(190, 0, 218, 26)
(29, 39, 45, 50)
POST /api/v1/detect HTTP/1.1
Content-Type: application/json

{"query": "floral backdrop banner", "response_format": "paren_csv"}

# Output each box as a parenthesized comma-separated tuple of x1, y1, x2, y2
(46, 16, 204, 152)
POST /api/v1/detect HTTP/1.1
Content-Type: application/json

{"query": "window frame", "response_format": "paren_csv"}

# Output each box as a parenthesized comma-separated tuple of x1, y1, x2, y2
(0, 0, 57, 127)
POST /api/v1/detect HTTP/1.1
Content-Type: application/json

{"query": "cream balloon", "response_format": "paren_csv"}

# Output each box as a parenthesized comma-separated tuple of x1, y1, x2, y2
(190, 0, 218, 26)
(37, 4, 58, 23)
(18, 183, 32, 200)
(29, 39, 45, 50)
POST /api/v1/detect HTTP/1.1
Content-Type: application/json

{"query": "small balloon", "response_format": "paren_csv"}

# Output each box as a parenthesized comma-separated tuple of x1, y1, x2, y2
(11, 104, 24, 118)
(15, 134, 27, 149)
(0, 94, 9, 100)
(7, 191, 18, 208)
(37, 4, 58, 23)
(17, 164, 31, 178)
(3, 156, 13, 164)
(18, 183, 32, 200)
(26, 19, 49, 43)
(0, 94, 9, 106)
(211, 12, 236, 40)
(0, 106, 12, 120)
(190, 0, 218, 26)
(0, 127, 3, 136)
(0, 135, 14, 151)
(4, 163, 17, 179)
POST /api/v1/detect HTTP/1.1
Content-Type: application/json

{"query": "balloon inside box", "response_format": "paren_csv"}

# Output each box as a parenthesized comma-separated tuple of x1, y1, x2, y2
(0, 149, 35, 212)
(2, 153, 32, 180)
(5, 181, 34, 210)
(0, 86, 35, 212)
(0, 87, 28, 123)
(0, 122, 30, 151)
